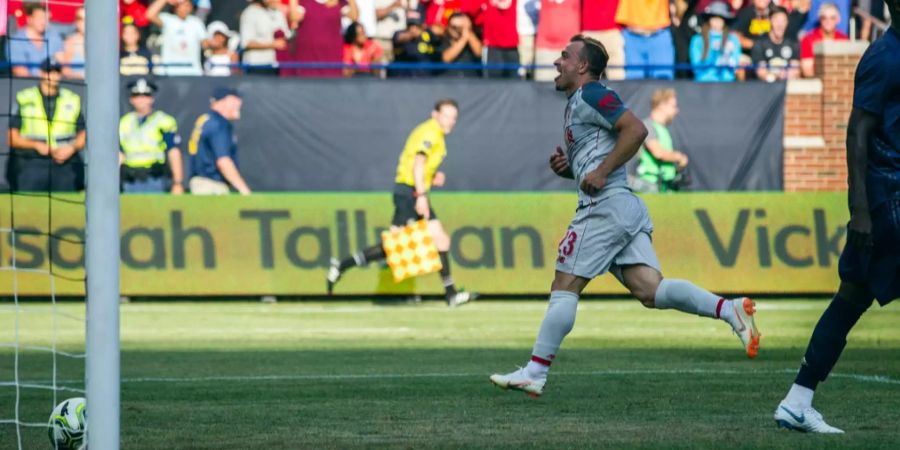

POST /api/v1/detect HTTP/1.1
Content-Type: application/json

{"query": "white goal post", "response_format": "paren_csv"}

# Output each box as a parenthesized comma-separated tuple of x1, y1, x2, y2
(85, 1, 121, 449)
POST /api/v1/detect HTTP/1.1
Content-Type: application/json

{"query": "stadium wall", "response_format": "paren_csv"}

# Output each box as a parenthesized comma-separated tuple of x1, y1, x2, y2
(783, 41, 867, 192)
(1, 193, 847, 297)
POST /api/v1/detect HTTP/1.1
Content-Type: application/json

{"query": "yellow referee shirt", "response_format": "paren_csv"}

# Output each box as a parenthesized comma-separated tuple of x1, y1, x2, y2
(394, 118, 446, 191)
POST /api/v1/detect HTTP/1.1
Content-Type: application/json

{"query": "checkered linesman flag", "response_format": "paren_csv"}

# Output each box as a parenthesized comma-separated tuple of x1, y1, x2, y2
(381, 220, 443, 282)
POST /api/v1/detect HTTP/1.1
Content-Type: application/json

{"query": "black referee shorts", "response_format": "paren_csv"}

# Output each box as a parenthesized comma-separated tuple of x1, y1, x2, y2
(391, 183, 436, 227)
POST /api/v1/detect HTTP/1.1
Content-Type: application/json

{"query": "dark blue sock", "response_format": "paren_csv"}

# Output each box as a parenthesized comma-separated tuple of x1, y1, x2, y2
(795, 294, 873, 390)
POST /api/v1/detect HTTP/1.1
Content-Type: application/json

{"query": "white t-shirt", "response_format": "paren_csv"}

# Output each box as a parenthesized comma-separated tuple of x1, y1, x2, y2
(343, 0, 377, 36)
(159, 12, 207, 76)
(373, 0, 405, 40)
(240, 4, 292, 66)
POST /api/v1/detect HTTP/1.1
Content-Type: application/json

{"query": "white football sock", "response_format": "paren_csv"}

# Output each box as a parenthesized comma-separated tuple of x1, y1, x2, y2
(784, 383, 815, 409)
(530, 290, 579, 372)
(654, 279, 732, 324)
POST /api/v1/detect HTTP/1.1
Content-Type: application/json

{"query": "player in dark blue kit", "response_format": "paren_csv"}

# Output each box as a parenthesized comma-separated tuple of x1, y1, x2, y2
(774, 0, 900, 433)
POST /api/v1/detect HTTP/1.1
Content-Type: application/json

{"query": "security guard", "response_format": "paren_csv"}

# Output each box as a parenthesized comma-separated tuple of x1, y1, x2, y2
(6, 59, 85, 192)
(119, 78, 184, 193)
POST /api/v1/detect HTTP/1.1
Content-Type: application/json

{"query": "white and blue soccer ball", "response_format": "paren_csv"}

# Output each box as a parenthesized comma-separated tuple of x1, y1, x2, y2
(48, 397, 86, 450)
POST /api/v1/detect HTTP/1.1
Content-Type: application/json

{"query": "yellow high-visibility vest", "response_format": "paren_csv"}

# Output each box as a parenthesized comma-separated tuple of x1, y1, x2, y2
(119, 111, 178, 168)
(16, 86, 80, 148)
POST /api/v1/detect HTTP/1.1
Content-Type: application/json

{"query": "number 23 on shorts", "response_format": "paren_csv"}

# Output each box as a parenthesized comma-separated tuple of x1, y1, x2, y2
(558, 229, 578, 263)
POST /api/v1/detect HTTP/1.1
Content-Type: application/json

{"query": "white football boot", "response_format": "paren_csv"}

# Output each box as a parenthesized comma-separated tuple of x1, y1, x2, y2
(489, 367, 545, 398)
(774, 401, 844, 433)
(326, 258, 342, 295)
(731, 297, 761, 359)
(447, 291, 477, 308)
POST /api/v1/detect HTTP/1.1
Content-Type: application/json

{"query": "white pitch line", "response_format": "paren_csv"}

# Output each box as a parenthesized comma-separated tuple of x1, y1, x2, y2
(30, 368, 900, 386)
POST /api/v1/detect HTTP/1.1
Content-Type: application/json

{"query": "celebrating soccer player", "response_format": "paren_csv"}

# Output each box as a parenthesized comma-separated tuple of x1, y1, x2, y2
(489, 35, 761, 398)
(773, 0, 900, 434)
(326, 99, 476, 307)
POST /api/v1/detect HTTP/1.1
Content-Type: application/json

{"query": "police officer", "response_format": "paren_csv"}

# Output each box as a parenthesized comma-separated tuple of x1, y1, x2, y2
(119, 78, 185, 193)
(6, 59, 85, 192)
(187, 86, 250, 195)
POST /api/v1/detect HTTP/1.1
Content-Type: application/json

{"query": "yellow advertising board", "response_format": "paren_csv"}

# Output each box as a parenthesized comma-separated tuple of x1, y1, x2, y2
(0, 192, 847, 296)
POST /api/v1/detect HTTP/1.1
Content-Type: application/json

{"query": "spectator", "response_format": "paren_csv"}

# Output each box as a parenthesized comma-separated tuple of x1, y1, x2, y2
(481, 0, 520, 78)
(8, 2, 63, 78)
(9, 0, 83, 38)
(204, 21, 240, 76)
(800, 2, 848, 77)
(424, 0, 463, 29)
(671, 0, 701, 79)
(119, 79, 184, 194)
(6, 60, 85, 192)
(281, 0, 358, 77)
(59, 7, 84, 80)
(534, 0, 579, 82)
(373, 0, 406, 63)
(440, 12, 482, 77)
(785, 0, 810, 41)
(390, 11, 441, 77)
(689, 1, 742, 82)
(615, 0, 675, 79)
(188, 87, 251, 195)
(515, 0, 539, 78)
(146, 0, 207, 76)
(120, 23, 154, 76)
(240, 0, 300, 76)
(752, 7, 800, 81)
(632, 89, 689, 193)
(581, 0, 624, 80)
(734, 0, 772, 54)
(343, 21, 384, 76)
(802, 0, 850, 36)
(121, 0, 151, 29)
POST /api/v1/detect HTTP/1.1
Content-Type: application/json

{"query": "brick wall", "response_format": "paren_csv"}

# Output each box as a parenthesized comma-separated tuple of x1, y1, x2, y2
(782, 41, 868, 192)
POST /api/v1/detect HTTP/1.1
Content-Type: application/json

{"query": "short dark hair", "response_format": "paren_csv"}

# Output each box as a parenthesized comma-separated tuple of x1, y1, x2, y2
(570, 35, 609, 78)
(434, 98, 458, 112)
(343, 21, 363, 45)
(23, 1, 44, 17)
(770, 6, 789, 18)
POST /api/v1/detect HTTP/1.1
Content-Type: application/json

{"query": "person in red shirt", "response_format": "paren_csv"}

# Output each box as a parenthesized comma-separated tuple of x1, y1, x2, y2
(800, 2, 847, 77)
(480, 0, 519, 78)
(581, 0, 623, 80)
(343, 21, 385, 77)
(121, 0, 151, 29)
(9, 0, 83, 37)
(534, 0, 581, 81)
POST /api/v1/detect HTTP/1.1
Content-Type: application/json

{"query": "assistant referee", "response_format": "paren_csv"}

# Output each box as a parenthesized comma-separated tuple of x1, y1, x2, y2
(326, 98, 475, 307)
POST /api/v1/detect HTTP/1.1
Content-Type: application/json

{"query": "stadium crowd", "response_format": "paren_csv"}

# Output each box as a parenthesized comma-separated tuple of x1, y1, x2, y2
(0, 0, 889, 80)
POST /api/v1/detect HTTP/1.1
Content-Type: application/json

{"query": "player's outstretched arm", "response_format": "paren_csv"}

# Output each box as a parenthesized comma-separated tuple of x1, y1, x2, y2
(845, 108, 876, 246)
(549, 146, 574, 179)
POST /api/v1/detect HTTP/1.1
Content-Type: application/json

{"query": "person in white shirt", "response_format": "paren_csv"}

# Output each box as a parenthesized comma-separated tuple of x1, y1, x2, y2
(373, 0, 408, 61)
(204, 21, 240, 76)
(353, 0, 379, 37)
(240, 0, 302, 75)
(147, 0, 208, 76)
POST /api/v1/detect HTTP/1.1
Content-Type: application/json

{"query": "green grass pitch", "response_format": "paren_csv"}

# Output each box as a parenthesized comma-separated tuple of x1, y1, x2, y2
(2, 299, 899, 449)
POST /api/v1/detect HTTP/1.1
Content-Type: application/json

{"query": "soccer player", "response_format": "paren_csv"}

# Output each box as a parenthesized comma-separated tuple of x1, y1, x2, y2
(489, 35, 761, 397)
(326, 99, 475, 307)
(773, 0, 900, 434)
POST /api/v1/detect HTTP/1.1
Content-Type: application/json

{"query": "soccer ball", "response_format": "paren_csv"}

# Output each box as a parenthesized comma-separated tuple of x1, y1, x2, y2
(48, 397, 87, 450)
